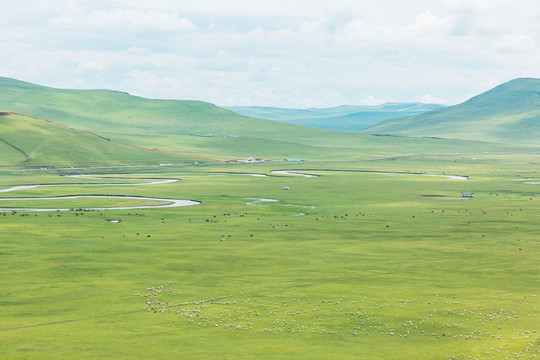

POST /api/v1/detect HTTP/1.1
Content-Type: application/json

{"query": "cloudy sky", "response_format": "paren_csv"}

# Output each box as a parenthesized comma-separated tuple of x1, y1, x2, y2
(1, 0, 539, 107)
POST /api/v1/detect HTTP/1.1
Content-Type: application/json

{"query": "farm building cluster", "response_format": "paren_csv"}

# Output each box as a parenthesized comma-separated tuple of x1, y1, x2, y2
(227, 157, 265, 163)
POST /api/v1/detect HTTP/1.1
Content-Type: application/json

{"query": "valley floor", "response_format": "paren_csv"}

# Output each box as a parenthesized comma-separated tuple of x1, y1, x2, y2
(0, 153, 539, 359)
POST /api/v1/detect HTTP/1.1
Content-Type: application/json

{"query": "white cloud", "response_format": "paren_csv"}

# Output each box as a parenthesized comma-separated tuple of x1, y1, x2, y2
(411, 11, 450, 31)
(196, 51, 247, 72)
(124, 70, 185, 99)
(415, 94, 446, 105)
(359, 96, 391, 106)
(78, 61, 106, 70)
(493, 35, 537, 53)
(1, 0, 540, 107)
(49, 5, 196, 32)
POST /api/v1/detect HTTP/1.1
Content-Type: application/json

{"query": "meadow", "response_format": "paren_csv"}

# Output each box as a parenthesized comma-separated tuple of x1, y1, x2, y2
(0, 152, 538, 359)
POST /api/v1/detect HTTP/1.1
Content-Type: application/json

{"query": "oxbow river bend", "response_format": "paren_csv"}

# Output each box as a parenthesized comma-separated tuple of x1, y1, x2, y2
(0, 175, 199, 212)
(0, 170, 473, 212)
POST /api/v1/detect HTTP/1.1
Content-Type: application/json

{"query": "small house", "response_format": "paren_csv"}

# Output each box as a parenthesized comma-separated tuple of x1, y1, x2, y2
(283, 186, 290, 190)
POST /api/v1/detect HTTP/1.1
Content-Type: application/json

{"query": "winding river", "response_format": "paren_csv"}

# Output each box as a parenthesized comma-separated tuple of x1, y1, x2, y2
(271, 169, 467, 180)
(0, 170, 473, 212)
(0, 195, 199, 212)
(0, 175, 198, 212)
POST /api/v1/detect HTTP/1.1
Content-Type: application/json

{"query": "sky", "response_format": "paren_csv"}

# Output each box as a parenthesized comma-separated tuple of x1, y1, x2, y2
(1, 0, 539, 107)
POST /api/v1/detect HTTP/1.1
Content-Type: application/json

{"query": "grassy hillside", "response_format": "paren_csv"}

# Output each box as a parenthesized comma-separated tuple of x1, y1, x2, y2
(0, 77, 264, 136)
(226, 103, 442, 132)
(0, 112, 200, 166)
(362, 78, 540, 145)
(0, 78, 532, 162)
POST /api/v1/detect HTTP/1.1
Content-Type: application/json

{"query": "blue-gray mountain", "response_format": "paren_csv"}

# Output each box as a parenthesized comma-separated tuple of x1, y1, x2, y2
(226, 103, 442, 132)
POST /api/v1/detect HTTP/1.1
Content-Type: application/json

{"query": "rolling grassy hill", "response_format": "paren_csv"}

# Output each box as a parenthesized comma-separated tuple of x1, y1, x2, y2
(0, 77, 534, 164)
(362, 78, 540, 145)
(226, 104, 442, 132)
(0, 112, 201, 166)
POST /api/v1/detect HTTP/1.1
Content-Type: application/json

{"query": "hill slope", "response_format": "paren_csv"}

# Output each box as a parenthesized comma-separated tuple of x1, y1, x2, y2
(0, 77, 267, 136)
(362, 78, 540, 145)
(0, 77, 347, 159)
(0, 78, 533, 162)
(226, 104, 442, 132)
(0, 112, 200, 166)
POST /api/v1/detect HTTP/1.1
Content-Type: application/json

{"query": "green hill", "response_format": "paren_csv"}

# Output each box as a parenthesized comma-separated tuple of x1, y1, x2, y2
(0, 77, 266, 137)
(0, 112, 198, 166)
(0, 77, 532, 163)
(226, 104, 442, 132)
(362, 78, 540, 145)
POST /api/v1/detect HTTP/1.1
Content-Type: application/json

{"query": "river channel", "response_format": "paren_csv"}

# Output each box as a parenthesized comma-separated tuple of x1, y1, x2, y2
(0, 175, 198, 212)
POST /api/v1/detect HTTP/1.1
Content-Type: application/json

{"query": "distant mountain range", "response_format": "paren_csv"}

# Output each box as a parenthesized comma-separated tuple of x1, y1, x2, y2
(0, 76, 335, 161)
(362, 78, 540, 145)
(0, 77, 536, 166)
(226, 103, 443, 132)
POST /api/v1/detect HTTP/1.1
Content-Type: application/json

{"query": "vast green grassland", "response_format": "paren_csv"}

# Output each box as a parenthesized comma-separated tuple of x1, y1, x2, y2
(1, 77, 538, 359)
(1, 152, 538, 359)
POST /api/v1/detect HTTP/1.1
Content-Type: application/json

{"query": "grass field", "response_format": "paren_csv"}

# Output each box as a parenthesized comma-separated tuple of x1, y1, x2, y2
(1, 152, 538, 359)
